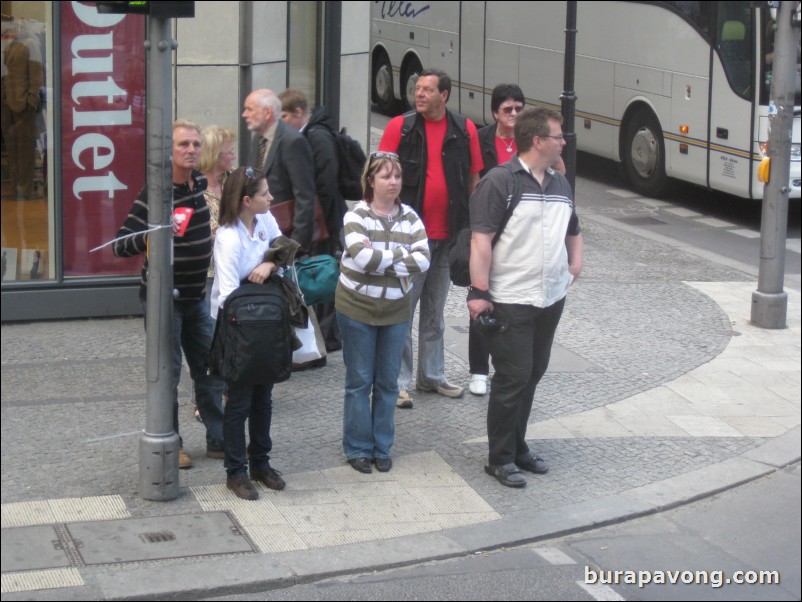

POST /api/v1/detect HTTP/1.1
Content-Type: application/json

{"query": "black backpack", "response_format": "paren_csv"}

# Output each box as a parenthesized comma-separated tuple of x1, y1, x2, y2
(308, 123, 367, 200)
(447, 165, 523, 287)
(209, 276, 294, 384)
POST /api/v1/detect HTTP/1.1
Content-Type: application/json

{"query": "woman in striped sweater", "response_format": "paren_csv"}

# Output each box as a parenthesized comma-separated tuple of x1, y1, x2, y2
(336, 152, 431, 474)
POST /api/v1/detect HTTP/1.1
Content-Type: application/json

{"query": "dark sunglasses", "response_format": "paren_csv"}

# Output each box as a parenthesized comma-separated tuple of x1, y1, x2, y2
(500, 104, 524, 115)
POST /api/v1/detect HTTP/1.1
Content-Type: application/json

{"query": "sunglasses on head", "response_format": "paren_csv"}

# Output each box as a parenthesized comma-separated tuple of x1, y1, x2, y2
(370, 151, 399, 162)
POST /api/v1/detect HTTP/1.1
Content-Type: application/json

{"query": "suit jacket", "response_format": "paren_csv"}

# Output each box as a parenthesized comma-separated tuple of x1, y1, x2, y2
(249, 120, 316, 250)
(2, 37, 43, 112)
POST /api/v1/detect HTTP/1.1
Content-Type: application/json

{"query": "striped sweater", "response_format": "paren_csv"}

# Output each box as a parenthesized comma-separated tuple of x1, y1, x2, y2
(335, 201, 430, 325)
(112, 171, 212, 301)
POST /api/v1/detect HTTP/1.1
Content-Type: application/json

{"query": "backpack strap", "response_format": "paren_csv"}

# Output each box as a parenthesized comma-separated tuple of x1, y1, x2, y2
(490, 165, 523, 247)
(400, 110, 418, 139)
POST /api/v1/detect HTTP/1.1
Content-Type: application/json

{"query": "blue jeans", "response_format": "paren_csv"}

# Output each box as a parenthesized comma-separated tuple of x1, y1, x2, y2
(338, 312, 408, 460)
(169, 299, 225, 449)
(224, 379, 273, 477)
(398, 239, 451, 389)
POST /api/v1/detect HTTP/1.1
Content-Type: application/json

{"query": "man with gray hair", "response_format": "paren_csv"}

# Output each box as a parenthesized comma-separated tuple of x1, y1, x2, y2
(242, 88, 317, 251)
(113, 119, 226, 469)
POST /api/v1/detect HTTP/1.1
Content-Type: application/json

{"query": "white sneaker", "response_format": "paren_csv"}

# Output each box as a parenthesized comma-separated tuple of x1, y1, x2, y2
(469, 374, 488, 396)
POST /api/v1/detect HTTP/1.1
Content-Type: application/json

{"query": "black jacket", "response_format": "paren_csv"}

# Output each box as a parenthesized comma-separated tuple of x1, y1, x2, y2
(304, 107, 347, 241)
(477, 123, 499, 178)
(396, 109, 473, 239)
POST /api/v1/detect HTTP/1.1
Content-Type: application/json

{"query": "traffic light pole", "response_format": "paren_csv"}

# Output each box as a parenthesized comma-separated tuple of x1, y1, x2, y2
(139, 14, 179, 501)
(751, 1, 798, 329)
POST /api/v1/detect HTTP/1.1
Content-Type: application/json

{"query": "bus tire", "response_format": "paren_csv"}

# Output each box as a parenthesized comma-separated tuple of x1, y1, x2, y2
(623, 108, 668, 197)
(401, 57, 422, 112)
(372, 52, 397, 115)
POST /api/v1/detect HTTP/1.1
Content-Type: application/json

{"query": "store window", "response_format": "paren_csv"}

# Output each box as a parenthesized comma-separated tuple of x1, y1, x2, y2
(1, 1, 146, 287)
(1, 0, 52, 282)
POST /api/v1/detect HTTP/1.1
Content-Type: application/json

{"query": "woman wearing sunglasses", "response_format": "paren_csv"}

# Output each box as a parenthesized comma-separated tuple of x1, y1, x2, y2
(336, 152, 431, 474)
(469, 84, 567, 397)
(210, 166, 285, 500)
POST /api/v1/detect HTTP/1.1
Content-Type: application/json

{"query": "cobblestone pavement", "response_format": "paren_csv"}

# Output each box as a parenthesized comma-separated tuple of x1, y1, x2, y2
(1, 209, 799, 599)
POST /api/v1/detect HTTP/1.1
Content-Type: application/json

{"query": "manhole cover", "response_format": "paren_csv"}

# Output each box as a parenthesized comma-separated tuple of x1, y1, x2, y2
(1, 526, 72, 572)
(65, 512, 255, 565)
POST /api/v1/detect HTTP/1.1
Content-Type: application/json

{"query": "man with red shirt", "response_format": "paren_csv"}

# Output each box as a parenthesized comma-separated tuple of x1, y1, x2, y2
(379, 69, 483, 408)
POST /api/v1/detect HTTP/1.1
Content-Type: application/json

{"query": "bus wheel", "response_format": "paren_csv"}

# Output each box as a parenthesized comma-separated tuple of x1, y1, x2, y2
(623, 108, 668, 197)
(401, 58, 422, 112)
(373, 52, 397, 115)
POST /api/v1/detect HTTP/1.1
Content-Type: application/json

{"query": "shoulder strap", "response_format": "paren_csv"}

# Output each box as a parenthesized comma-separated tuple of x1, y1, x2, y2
(400, 111, 418, 138)
(490, 165, 523, 248)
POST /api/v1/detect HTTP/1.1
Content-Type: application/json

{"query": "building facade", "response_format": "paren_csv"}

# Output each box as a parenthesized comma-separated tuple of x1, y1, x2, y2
(1, 0, 370, 321)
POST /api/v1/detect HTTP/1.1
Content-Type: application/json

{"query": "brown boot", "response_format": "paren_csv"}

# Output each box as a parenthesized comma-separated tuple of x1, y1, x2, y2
(226, 475, 259, 500)
(250, 466, 286, 491)
(178, 448, 193, 469)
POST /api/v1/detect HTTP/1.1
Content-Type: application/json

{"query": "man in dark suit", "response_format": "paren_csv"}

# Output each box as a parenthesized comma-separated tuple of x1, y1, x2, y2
(242, 88, 317, 250)
(278, 88, 346, 256)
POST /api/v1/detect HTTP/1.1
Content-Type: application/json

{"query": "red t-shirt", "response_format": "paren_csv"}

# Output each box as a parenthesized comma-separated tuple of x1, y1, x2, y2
(494, 135, 517, 165)
(380, 113, 483, 240)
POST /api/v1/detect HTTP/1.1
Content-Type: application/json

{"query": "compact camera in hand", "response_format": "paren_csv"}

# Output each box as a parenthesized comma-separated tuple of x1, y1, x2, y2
(473, 310, 507, 336)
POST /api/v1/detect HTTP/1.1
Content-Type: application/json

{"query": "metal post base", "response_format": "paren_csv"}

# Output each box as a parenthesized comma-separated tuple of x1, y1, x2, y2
(751, 290, 788, 329)
(139, 432, 180, 501)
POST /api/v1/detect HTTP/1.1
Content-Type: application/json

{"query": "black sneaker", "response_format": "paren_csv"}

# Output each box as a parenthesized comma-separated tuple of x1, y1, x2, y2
(374, 457, 392, 472)
(348, 457, 372, 474)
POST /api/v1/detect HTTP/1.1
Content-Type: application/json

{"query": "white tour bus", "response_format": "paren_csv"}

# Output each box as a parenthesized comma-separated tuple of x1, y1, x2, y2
(370, 1, 801, 200)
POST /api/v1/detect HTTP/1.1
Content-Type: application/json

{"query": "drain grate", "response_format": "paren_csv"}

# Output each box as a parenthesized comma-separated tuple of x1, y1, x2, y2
(139, 531, 176, 544)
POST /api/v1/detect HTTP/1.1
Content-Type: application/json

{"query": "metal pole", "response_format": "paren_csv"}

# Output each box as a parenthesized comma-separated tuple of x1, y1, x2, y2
(140, 14, 179, 500)
(751, 1, 796, 329)
(561, 1, 578, 193)
(323, 1, 342, 130)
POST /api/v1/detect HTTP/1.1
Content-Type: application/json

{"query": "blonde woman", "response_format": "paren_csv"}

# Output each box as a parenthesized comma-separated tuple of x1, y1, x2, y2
(194, 126, 236, 422)
(199, 126, 237, 279)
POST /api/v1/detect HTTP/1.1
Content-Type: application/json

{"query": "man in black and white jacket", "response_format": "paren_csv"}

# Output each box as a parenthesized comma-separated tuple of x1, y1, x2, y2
(468, 107, 584, 489)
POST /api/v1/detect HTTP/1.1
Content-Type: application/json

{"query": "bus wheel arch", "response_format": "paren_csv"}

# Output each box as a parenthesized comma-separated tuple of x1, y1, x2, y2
(372, 47, 397, 114)
(621, 104, 669, 197)
(400, 54, 423, 112)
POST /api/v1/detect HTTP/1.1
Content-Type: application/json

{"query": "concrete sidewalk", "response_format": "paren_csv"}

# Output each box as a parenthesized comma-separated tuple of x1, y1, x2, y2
(1, 216, 800, 600)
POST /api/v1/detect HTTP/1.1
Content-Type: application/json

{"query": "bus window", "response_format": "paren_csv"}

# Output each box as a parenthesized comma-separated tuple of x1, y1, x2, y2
(661, 1, 714, 38)
(713, 1, 754, 100)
